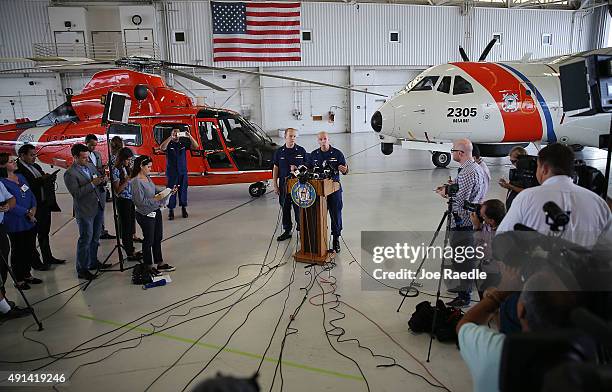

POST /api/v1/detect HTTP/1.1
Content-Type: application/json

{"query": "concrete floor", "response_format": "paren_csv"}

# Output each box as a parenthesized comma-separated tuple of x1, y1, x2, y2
(0, 132, 609, 392)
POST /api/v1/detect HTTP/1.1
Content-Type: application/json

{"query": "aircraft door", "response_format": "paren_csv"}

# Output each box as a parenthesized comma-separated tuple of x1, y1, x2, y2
(216, 116, 263, 171)
(197, 120, 236, 170)
(152, 122, 203, 175)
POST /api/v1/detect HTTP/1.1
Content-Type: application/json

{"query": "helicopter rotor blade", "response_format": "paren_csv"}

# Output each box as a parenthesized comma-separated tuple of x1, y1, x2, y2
(0, 61, 114, 73)
(163, 61, 387, 97)
(163, 66, 227, 92)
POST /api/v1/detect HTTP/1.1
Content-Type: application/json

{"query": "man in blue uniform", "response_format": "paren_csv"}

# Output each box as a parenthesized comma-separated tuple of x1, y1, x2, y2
(160, 128, 199, 220)
(273, 128, 308, 241)
(310, 131, 348, 253)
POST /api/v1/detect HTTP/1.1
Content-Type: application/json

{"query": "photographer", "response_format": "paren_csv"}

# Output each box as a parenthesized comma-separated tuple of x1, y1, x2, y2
(497, 143, 611, 248)
(85, 134, 115, 239)
(470, 199, 506, 295)
(456, 270, 579, 392)
(17, 144, 65, 267)
(435, 139, 487, 307)
(472, 145, 490, 202)
(498, 146, 527, 209)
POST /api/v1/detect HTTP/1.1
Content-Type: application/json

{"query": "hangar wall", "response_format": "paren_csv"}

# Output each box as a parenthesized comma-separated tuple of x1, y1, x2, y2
(0, 0, 609, 134)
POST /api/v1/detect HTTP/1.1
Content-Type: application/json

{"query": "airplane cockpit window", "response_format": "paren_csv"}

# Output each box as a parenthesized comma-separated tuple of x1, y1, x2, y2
(410, 76, 440, 91)
(452, 76, 474, 95)
(437, 76, 452, 94)
(153, 124, 191, 146)
(218, 117, 261, 149)
(109, 124, 142, 146)
(36, 102, 78, 126)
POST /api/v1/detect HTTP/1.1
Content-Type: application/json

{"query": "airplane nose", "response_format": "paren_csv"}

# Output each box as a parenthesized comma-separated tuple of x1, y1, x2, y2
(371, 111, 382, 133)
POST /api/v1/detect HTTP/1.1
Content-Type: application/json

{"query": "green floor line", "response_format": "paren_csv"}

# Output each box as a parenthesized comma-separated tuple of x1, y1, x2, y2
(77, 314, 364, 382)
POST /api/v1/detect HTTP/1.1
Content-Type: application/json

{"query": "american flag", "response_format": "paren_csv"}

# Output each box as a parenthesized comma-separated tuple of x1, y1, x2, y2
(211, 2, 301, 62)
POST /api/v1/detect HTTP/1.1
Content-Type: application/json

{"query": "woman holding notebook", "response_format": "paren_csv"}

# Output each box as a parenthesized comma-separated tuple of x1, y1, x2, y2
(131, 155, 178, 275)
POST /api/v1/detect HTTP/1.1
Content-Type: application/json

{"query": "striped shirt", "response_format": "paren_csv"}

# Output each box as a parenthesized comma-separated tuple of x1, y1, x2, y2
(452, 160, 487, 228)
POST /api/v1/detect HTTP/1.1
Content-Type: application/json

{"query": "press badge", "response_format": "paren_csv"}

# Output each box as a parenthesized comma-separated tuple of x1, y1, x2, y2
(147, 211, 157, 218)
(20, 184, 29, 193)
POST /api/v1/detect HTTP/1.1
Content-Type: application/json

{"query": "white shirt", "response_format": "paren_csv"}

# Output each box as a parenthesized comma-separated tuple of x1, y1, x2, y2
(497, 175, 612, 248)
(89, 151, 97, 167)
(458, 323, 505, 392)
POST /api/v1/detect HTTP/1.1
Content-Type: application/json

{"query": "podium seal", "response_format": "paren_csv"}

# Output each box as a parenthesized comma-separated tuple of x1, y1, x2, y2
(291, 181, 317, 208)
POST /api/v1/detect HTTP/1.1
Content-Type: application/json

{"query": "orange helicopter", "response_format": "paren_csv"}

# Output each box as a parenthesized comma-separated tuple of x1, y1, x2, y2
(0, 57, 382, 196)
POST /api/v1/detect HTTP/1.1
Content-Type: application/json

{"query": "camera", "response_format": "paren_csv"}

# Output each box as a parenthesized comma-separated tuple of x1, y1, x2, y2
(573, 160, 606, 197)
(509, 155, 540, 189)
(444, 183, 459, 196)
(463, 200, 482, 218)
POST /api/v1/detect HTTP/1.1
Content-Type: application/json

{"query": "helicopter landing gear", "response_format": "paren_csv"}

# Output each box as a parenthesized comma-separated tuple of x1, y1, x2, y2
(249, 181, 267, 197)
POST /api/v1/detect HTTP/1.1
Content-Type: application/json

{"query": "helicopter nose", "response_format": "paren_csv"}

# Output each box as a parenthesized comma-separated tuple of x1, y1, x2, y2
(371, 111, 382, 133)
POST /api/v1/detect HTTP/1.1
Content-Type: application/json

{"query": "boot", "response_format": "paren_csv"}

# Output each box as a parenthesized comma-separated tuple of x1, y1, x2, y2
(277, 231, 292, 241)
(182, 206, 188, 218)
(333, 235, 341, 253)
(168, 209, 174, 220)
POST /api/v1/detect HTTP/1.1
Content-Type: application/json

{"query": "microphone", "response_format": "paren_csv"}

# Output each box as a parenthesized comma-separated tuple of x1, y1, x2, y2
(142, 279, 166, 290)
(543, 201, 570, 231)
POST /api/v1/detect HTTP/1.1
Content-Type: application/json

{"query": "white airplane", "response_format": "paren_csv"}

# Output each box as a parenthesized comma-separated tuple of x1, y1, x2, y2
(371, 42, 612, 167)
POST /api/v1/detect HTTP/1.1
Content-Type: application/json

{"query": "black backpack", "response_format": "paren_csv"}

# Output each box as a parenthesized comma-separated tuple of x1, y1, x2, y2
(132, 263, 152, 285)
(408, 300, 464, 343)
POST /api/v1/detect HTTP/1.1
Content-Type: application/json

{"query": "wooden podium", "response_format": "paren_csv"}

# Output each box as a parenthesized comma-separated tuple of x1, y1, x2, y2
(287, 178, 340, 265)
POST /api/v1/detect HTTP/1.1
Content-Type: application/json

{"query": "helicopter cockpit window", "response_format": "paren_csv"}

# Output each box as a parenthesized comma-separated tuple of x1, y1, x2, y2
(452, 76, 474, 95)
(410, 76, 440, 91)
(109, 124, 142, 146)
(198, 122, 223, 150)
(153, 124, 191, 146)
(36, 102, 78, 126)
(437, 76, 452, 94)
(218, 117, 260, 149)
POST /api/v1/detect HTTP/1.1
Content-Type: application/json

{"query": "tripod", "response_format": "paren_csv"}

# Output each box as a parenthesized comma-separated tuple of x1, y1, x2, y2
(396, 196, 454, 312)
(85, 125, 133, 290)
(396, 195, 455, 362)
(0, 251, 43, 330)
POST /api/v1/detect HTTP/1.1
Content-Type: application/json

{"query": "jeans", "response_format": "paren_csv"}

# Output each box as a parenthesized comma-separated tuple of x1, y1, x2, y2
(449, 226, 475, 301)
(135, 210, 163, 266)
(75, 208, 104, 273)
(8, 228, 37, 282)
(116, 197, 136, 255)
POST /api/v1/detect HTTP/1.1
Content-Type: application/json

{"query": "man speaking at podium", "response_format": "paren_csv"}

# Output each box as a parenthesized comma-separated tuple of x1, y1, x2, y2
(310, 132, 348, 253)
(273, 128, 308, 242)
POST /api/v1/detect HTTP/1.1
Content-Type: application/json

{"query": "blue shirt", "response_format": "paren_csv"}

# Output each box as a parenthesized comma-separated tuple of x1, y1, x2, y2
(310, 146, 346, 183)
(166, 140, 188, 175)
(0, 174, 37, 233)
(273, 144, 308, 185)
(458, 323, 505, 392)
(0, 182, 13, 224)
(112, 167, 132, 200)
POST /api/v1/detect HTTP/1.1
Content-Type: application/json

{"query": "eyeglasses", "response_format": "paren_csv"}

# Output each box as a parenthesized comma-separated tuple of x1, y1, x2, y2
(450, 149, 464, 153)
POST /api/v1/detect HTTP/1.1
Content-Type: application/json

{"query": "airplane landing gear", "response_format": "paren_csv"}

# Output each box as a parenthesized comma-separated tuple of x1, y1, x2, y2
(432, 151, 451, 168)
(381, 143, 394, 155)
(249, 181, 267, 197)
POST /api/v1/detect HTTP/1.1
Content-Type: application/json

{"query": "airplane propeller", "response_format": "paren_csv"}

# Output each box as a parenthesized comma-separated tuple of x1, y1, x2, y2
(458, 37, 498, 62)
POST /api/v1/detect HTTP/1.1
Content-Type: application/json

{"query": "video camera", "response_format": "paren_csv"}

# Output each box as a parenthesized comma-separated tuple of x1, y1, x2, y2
(443, 183, 459, 197)
(509, 155, 540, 189)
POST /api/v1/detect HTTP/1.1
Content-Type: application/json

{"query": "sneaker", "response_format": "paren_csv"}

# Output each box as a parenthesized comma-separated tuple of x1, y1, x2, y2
(181, 207, 188, 218)
(157, 264, 176, 272)
(150, 268, 162, 277)
(446, 296, 471, 308)
(168, 209, 174, 220)
(276, 231, 292, 241)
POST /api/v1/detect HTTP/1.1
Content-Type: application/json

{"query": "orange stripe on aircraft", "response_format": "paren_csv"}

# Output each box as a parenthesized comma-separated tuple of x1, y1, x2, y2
(451, 62, 542, 142)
